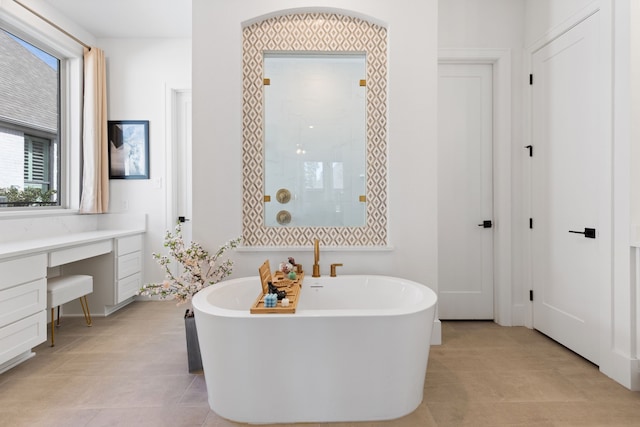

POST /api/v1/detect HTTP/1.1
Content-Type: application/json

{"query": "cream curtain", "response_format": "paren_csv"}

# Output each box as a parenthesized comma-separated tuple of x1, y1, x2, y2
(79, 47, 109, 213)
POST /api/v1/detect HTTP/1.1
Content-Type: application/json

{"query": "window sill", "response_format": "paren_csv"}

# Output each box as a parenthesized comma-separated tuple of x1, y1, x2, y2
(0, 207, 79, 220)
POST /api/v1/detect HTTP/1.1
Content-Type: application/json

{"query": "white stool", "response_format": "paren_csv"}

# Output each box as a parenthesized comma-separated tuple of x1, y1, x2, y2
(47, 275, 93, 347)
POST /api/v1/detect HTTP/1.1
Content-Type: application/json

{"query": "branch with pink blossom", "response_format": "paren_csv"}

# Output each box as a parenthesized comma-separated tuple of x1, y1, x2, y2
(137, 223, 241, 304)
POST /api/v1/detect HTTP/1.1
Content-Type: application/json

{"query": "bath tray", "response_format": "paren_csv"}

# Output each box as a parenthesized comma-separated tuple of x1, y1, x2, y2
(250, 260, 303, 314)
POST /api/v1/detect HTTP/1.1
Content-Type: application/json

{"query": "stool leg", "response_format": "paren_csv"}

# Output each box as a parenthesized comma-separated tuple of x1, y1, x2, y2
(56, 306, 61, 326)
(79, 296, 92, 327)
(50, 308, 55, 347)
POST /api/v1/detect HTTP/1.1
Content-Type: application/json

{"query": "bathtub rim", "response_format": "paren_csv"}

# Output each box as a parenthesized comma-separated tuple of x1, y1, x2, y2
(192, 274, 437, 318)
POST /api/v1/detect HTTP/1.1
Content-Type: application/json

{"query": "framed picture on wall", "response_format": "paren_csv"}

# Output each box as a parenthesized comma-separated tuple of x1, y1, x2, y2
(108, 120, 150, 179)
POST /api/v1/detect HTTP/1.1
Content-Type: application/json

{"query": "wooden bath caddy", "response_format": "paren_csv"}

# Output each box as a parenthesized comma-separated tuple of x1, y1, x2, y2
(250, 260, 303, 314)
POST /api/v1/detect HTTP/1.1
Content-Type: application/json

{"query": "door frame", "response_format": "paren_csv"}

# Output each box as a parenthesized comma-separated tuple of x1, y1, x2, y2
(165, 87, 193, 281)
(165, 86, 193, 233)
(438, 49, 512, 325)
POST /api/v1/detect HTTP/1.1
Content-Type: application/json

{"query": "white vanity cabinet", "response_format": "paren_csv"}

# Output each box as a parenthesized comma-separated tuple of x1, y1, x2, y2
(0, 214, 146, 373)
(115, 234, 143, 303)
(0, 254, 47, 373)
(61, 233, 144, 316)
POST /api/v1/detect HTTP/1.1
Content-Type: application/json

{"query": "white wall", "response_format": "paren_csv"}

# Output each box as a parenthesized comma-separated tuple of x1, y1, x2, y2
(99, 38, 191, 284)
(439, 0, 525, 48)
(192, 0, 439, 338)
(630, 2, 640, 226)
(613, 0, 640, 391)
(630, 2, 640, 378)
(610, 0, 635, 389)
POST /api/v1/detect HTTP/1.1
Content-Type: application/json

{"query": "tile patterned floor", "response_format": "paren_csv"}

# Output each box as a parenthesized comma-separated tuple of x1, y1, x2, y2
(1, 301, 639, 426)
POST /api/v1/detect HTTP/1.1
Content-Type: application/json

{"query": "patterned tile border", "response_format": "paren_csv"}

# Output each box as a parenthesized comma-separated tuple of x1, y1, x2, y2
(242, 12, 388, 247)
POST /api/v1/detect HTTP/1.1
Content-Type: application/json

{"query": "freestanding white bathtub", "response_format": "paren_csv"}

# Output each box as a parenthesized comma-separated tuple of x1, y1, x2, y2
(192, 275, 437, 424)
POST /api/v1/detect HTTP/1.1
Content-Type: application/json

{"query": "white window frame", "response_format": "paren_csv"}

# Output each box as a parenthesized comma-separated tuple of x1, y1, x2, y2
(0, 9, 84, 217)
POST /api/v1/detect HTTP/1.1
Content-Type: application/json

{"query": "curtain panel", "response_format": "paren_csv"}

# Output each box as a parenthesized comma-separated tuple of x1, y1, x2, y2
(79, 47, 109, 213)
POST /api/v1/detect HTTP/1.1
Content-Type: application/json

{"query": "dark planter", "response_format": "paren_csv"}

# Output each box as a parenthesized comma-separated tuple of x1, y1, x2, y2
(184, 309, 203, 373)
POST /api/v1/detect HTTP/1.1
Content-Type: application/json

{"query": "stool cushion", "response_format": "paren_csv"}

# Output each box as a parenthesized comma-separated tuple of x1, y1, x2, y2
(47, 275, 93, 308)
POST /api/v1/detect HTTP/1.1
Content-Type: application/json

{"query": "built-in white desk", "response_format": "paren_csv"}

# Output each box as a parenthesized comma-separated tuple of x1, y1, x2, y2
(0, 214, 145, 374)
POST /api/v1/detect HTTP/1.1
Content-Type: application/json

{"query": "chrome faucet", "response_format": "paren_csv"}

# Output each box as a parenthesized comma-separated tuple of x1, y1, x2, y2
(312, 239, 321, 277)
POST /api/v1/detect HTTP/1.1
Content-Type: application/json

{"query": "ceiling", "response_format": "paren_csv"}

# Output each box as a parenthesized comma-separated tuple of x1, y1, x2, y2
(39, 0, 192, 39)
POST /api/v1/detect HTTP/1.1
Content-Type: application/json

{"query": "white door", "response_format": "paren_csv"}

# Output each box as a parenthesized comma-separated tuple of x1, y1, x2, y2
(531, 13, 603, 365)
(438, 63, 494, 319)
(175, 90, 193, 244)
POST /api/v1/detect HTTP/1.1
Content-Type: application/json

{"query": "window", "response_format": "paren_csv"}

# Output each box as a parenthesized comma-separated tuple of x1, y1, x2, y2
(0, 28, 60, 208)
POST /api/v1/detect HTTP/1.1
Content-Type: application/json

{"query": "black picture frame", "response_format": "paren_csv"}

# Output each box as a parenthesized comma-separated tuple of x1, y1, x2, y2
(108, 120, 150, 179)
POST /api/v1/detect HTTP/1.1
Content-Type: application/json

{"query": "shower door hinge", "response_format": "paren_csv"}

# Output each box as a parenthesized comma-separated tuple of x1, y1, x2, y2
(529, 218, 533, 229)
(529, 74, 533, 85)
(529, 290, 534, 301)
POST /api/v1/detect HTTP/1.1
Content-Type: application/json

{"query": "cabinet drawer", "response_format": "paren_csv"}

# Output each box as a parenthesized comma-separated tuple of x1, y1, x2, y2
(117, 272, 141, 303)
(117, 235, 142, 256)
(117, 251, 142, 280)
(49, 240, 112, 267)
(0, 254, 47, 291)
(0, 279, 46, 327)
(0, 310, 46, 365)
